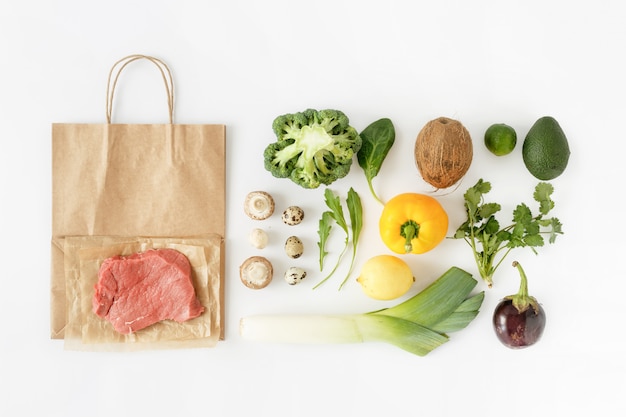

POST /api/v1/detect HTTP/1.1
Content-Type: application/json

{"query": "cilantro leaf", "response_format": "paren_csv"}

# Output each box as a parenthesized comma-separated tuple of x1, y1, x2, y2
(453, 178, 564, 286)
(483, 217, 501, 235)
(523, 234, 545, 247)
(513, 203, 533, 225)
(479, 202, 501, 219)
(524, 220, 540, 236)
(534, 182, 555, 215)
(547, 217, 563, 243)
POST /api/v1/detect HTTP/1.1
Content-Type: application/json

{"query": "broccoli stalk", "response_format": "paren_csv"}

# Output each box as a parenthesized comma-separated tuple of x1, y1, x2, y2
(264, 109, 362, 189)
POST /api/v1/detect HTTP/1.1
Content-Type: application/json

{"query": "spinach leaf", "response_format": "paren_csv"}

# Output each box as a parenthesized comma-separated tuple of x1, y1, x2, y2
(357, 118, 396, 204)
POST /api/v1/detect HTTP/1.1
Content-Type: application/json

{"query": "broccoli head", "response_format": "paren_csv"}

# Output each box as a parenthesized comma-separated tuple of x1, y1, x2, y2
(263, 109, 362, 189)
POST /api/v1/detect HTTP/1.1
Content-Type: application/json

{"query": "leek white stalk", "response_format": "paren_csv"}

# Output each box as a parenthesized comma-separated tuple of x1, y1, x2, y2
(240, 315, 363, 345)
(240, 314, 449, 356)
(239, 267, 485, 356)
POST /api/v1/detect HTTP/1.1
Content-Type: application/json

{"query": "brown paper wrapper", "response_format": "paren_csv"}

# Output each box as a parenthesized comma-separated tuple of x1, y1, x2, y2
(50, 55, 226, 349)
(62, 235, 222, 351)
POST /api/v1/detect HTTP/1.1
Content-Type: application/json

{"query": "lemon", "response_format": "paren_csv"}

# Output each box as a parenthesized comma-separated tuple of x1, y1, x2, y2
(484, 123, 517, 156)
(522, 116, 570, 180)
(356, 255, 414, 300)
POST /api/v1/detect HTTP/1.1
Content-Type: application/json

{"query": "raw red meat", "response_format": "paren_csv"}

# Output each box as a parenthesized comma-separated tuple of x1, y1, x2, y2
(92, 248, 205, 334)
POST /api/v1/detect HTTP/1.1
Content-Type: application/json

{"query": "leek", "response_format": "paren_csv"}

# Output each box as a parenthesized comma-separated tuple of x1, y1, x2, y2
(240, 267, 484, 356)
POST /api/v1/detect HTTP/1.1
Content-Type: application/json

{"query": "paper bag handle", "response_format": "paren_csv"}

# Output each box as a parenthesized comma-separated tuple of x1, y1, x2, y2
(106, 54, 174, 124)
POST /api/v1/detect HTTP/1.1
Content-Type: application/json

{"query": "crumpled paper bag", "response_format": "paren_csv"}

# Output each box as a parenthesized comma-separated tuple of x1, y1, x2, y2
(62, 235, 222, 351)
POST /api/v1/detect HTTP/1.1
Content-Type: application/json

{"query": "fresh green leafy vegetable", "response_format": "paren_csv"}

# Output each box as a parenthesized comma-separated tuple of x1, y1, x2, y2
(314, 189, 350, 289)
(314, 188, 363, 290)
(264, 109, 362, 189)
(317, 211, 333, 271)
(324, 188, 349, 233)
(240, 266, 484, 357)
(453, 179, 563, 287)
(340, 188, 363, 289)
(357, 118, 396, 204)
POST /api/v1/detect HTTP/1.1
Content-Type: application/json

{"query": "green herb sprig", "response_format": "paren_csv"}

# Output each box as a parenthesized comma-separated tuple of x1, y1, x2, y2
(343, 189, 363, 289)
(453, 179, 563, 287)
(317, 211, 333, 271)
(314, 187, 363, 290)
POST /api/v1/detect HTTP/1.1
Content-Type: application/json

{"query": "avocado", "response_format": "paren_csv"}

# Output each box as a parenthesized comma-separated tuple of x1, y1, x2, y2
(522, 116, 570, 180)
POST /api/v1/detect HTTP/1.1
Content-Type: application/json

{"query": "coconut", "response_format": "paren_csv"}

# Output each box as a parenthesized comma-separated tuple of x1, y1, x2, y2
(414, 117, 473, 190)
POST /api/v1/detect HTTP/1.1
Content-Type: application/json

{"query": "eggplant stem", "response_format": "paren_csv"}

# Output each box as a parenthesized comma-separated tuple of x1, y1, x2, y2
(509, 261, 540, 314)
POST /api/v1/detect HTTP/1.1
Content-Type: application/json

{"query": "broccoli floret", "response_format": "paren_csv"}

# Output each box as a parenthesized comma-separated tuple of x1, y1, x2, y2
(263, 109, 362, 189)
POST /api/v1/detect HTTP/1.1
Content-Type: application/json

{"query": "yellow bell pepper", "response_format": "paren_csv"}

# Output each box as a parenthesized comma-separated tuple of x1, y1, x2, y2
(379, 193, 448, 254)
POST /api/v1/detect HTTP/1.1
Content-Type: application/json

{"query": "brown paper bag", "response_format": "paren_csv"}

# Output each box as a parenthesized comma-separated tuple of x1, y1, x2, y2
(51, 55, 226, 348)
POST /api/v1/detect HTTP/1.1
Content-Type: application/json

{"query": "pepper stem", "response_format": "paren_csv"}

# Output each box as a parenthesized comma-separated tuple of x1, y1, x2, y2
(509, 261, 540, 314)
(400, 220, 420, 253)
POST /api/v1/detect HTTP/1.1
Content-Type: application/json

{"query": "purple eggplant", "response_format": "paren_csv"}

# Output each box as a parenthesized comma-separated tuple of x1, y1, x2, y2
(493, 261, 546, 349)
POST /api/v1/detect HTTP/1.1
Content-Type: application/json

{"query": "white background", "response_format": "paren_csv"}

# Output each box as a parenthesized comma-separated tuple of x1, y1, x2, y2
(1, 0, 625, 416)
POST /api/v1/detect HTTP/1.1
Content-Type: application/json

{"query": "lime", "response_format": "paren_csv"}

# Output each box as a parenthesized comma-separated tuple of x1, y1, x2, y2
(484, 123, 517, 156)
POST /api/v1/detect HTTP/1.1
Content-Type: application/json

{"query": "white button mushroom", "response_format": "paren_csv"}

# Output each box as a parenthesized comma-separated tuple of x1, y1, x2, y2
(284, 236, 304, 259)
(244, 191, 275, 220)
(281, 206, 304, 225)
(284, 267, 307, 285)
(239, 256, 273, 289)
(249, 228, 269, 249)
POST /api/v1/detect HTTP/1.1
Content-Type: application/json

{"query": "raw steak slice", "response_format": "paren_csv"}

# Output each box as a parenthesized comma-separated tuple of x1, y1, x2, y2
(92, 248, 205, 334)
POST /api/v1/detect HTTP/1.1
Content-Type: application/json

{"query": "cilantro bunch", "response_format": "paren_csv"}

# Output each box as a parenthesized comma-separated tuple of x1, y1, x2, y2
(453, 179, 563, 287)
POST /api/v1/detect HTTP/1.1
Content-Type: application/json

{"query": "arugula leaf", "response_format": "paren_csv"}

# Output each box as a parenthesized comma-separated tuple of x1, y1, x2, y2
(453, 179, 564, 287)
(315, 188, 364, 290)
(324, 188, 348, 234)
(317, 211, 334, 271)
(340, 188, 363, 289)
(357, 118, 395, 205)
(314, 189, 350, 290)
